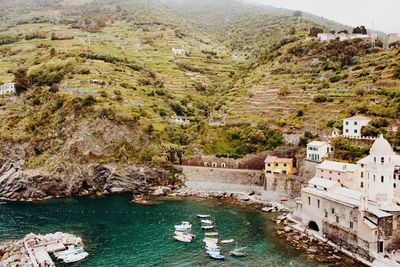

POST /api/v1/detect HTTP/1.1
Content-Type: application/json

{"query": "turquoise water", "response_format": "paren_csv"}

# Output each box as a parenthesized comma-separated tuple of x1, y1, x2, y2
(0, 195, 321, 266)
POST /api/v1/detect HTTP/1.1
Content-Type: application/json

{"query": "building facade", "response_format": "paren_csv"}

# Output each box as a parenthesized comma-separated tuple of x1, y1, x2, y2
(306, 141, 334, 162)
(296, 135, 400, 263)
(0, 83, 16, 95)
(317, 33, 377, 43)
(343, 115, 371, 138)
(264, 156, 293, 175)
(315, 160, 358, 189)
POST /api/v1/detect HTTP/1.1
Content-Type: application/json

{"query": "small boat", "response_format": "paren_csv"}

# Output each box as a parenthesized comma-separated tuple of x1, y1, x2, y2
(174, 235, 192, 243)
(55, 246, 84, 259)
(201, 225, 214, 230)
(206, 247, 220, 253)
(221, 239, 234, 244)
(230, 246, 247, 257)
(201, 219, 213, 225)
(209, 253, 225, 260)
(63, 251, 89, 263)
(205, 232, 219, 236)
(175, 221, 192, 231)
(197, 214, 211, 218)
(261, 207, 276, 212)
(203, 237, 218, 244)
(230, 250, 246, 257)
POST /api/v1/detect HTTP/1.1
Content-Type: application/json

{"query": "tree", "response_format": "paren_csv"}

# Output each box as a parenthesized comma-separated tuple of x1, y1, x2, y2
(352, 26, 367, 35)
(13, 68, 29, 94)
(293, 10, 302, 17)
(338, 30, 349, 34)
(309, 27, 323, 37)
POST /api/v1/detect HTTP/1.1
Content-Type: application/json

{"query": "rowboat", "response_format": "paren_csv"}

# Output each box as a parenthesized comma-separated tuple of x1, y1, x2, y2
(201, 225, 214, 230)
(230, 245, 247, 257)
(175, 221, 192, 231)
(203, 237, 218, 244)
(55, 246, 84, 259)
(204, 232, 218, 236)
(197, 214, 211, 218)
(208, 253, 225, 260)
(221, 239, 234, 244)
(174, 235, 193, 243)
(201, 219, 213, 225)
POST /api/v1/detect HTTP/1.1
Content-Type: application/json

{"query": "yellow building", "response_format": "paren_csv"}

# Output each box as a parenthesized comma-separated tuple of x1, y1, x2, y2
(264, 155, 293, 175)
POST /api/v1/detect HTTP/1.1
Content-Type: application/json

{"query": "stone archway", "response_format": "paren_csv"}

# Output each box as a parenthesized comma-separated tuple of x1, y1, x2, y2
(308, 220, 320, 232)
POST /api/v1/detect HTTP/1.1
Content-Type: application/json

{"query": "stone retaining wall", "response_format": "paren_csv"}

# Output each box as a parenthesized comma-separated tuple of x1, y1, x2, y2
(265, 174, 308, 198)
(180, 166, 264, 186)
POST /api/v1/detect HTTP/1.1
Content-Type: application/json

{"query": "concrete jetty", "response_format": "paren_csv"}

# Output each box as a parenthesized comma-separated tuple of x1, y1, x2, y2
(1, 232, 85, 266)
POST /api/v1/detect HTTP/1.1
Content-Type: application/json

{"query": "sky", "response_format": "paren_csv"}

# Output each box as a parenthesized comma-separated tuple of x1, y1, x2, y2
(244, 0, 400, 34)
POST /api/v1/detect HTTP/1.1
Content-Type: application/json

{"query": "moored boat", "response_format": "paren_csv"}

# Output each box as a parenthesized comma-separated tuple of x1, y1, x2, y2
(201, 219, 213, 225)
(204, 232, 218, 236)
(208, 253, 225, 260)
(197, 214, 211, 218)
(63, 251, 89, 263)
(175, 221, 192, 231)
(221, 239, 234, 244)
(203, 237, 218, 244)
(174, 235, 193, 243)
(54, 246, 84, 259)
(201, 225, 214, 230)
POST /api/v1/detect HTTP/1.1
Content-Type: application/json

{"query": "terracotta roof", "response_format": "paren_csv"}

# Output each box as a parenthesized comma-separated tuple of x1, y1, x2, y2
(264, 155, 292, 163)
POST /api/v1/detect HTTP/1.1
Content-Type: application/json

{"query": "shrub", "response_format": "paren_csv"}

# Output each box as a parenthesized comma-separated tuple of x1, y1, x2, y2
(329, 75, 341, 83)
(313, 94, 327, 103)
(82, 95, 96, 106)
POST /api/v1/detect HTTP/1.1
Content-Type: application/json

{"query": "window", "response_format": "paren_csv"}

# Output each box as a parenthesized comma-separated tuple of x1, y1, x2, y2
(336, 216, 339, 223)
(283, 163, 287, 167)
(394, 183, 397, 188)
(332, 208, 335, 214)
(361, 172, 364, 178)
(345, 121, 349, 125)
(361, 182, 364, 188)
(275, 164, 278, 167)
(317, 199, 320, 208)
(308, 197, 311, 205)
(361, 164, 364, 168)
(373, 175, 376, 182)
(381, 176, 384, 183)
(381, 157, 385, 164)
(267, 163, 271, 167)
(350, 221, 353, 229)
(394, 174, 396, 180)
(282, 170, 287, 174)
(345, 129, 349, 133)
(267, 171, 272, 174)
(354, 129, 358, 133)
(354, 121, 358, 125)
(374, 157, 377, 163)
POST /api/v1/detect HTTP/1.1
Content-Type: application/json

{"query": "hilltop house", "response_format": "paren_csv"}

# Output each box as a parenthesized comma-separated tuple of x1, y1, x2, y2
(170, 115, 190, 125)
(317, 33, 377, 43)
(343, 115, 371, 138)
(315, 160, 358, 189)
(172, 48, 189, 56)
(295, 135, 400, 263)
(0, 83, 16, 95)
(306, 141, 334, 162)
(264, 156, 293, 175)
(388, 33, 400, 46)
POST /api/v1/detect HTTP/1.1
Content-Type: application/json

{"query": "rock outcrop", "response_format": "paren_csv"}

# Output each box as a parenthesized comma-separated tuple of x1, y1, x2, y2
(0, 160, 172, 201)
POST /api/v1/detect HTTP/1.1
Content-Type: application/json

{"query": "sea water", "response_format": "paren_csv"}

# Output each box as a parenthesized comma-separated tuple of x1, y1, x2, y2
(0, 195, 324, 266)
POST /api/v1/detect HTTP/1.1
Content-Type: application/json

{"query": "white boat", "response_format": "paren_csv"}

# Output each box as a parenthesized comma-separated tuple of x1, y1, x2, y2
(197, 214, 211, 218)
(208, 253, 225, 260)
(203, 237, 218, 244)
(174, 231, 194, 237)
(174, 235, 192, 243)
(205, 243, 219, 249)
(204, 232, 218, 236)
(201, 219, 213, 225)
(261, 207, 276, 212)
(201, 225, 214, 230)
(63, 252, 89, 263)
(206, 247, 220, 253)
(221, 239, 234, 244)
(174, 221, 192, 231)
(230, 246, 247, 257)
(55, 246, 84, 259)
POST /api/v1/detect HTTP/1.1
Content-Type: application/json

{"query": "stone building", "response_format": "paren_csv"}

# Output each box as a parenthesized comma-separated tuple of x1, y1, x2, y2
(0, 83, 15, 95)
(315, 160, 358, 190)
(295, 135, 400, 263)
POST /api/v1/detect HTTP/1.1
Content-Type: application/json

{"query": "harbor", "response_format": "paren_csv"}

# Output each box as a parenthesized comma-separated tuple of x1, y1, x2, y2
(0, 194, 323, 266)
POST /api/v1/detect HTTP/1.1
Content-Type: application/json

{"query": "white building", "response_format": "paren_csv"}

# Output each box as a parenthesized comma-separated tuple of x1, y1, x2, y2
(296, 135, 400, 264)
(357, 135, 400, 202)
(306, 141, 334, 162)
(170, 115, 190, 125)
(0, 83, 16, 95)
(388, 33, 400, 45)
(317, 33, 377, 43)
(343, 115, 371, 138)
(172, 48, 189, 56)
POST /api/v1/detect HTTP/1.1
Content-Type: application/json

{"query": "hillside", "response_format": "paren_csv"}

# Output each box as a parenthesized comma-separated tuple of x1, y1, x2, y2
(0, 0, 399, 187)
